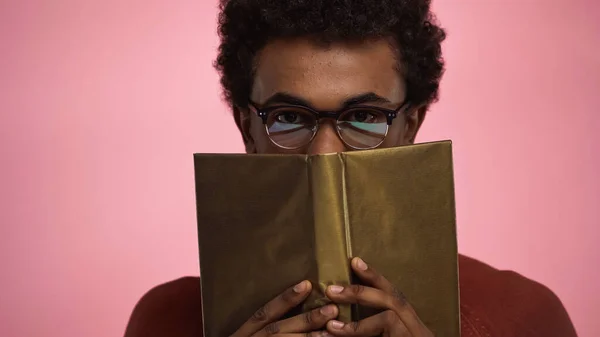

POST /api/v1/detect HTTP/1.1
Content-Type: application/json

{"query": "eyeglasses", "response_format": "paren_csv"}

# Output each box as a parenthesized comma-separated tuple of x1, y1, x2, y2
(248, 100, 410, 150)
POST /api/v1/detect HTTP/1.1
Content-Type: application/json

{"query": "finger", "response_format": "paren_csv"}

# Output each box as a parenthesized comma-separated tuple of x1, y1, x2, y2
(326, 284, 421, 335)
(269, 333, 333, 337)
(351, 257, 419, 318)
(254, 305, 339, 336)
(326, 310, 410, 336)
(350, 257, 396, 295)
(232, 280, 312, 337)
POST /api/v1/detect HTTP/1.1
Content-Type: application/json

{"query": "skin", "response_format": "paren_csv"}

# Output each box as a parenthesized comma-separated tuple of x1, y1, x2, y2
(231, 38, 432, 336)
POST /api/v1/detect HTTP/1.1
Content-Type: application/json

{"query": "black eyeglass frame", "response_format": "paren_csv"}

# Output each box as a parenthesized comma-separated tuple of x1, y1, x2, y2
(247, 99, 411, 150)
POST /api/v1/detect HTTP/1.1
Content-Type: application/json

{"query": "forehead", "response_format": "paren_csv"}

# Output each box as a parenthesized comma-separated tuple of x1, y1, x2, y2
(251, 38, 405, 108)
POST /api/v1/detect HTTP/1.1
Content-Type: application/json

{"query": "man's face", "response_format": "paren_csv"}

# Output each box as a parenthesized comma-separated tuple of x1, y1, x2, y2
(238, 38, 424, 155)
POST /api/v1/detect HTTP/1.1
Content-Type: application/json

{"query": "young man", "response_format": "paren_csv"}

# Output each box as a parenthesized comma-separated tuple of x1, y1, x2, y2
(125, 0, 577, 336)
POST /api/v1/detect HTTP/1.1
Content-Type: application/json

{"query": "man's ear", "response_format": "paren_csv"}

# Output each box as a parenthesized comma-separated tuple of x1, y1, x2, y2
(403, 104, 428, 144)
(233, 105, 257, 153)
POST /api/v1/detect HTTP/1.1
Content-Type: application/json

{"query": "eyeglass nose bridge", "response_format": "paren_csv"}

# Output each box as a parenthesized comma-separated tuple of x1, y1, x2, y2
(315, 111, 340, 120)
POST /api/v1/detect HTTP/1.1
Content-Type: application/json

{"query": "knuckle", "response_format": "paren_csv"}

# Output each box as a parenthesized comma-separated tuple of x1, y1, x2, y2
(251, 305, 269, 322)
(348, 320, 361, 332)
(263, 322, 280, 334)
(304, 311, 314, 326)
(350, 284, 365, 296)
(392, 288, 408, 308)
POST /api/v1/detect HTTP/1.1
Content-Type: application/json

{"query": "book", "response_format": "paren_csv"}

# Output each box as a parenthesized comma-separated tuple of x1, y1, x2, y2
(194, 141, 459, 336)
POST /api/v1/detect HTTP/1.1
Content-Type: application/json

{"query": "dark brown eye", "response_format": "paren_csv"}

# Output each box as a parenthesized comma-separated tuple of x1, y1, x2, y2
(278, 112, 300, 123)
(345, 109, 380, 123)
(272, 108, 311, 124)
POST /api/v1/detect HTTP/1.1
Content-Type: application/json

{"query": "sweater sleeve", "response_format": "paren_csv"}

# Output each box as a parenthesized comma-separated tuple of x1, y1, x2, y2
(123, 277, 203, 337)
(458, 255, 578, 337)
(497, 270, 577, 337)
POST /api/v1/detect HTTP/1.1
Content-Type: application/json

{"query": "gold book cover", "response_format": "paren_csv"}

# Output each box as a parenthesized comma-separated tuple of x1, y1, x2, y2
(194, 141, 459, 336)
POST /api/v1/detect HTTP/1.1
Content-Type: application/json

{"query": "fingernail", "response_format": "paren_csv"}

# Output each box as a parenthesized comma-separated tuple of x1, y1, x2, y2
(328, 285, 344, 294)
(293, 280, 307, 293)
(355, 257, 368, 271)
(321, 332, 334, 337)
(320, 305, 336, 316)
(330, 320, 345, 329)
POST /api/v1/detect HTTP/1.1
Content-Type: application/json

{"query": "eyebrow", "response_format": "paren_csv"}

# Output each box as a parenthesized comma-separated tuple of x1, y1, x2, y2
(260, 92, 393, 109)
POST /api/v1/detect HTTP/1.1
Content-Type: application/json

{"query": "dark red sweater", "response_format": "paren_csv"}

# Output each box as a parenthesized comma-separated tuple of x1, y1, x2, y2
(124, 255, 577, 337)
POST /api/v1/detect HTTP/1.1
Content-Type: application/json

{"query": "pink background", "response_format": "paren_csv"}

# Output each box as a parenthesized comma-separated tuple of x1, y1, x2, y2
(1, 0, 598, 336)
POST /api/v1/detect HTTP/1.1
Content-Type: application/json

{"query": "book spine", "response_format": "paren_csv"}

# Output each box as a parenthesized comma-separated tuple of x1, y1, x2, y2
(304, 154, 353, 322)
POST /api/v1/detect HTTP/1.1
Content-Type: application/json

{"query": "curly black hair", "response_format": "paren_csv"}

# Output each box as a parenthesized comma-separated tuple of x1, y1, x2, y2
(215, 0, 446, 110)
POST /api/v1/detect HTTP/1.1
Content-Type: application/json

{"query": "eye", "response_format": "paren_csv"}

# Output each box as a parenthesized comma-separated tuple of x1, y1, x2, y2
(278, 112, 298, 123)
(347, 109, 379, 123)
(274, 109, 307, 124)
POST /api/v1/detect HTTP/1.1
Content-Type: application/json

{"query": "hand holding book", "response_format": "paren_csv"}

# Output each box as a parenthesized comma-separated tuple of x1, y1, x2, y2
(229, 257, 434, 337)
(323, 257, 434, 337)
(228, 280, 336, 337)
